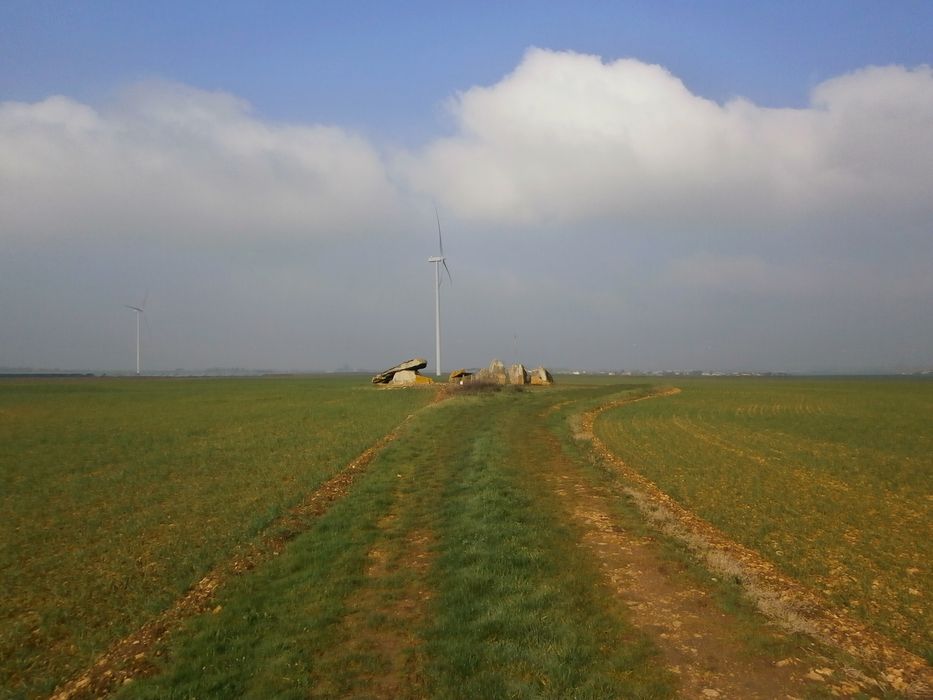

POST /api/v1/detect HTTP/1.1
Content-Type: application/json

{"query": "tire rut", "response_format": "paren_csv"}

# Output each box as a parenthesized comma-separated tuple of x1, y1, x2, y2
(48, 406, 434, 700)
(535, 417, 813, 698)
(580, 389, 932, 698)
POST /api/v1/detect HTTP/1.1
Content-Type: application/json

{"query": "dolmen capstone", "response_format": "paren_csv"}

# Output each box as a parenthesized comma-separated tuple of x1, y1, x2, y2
(449, 368, 473, 384)
(371, 358, 432, 385)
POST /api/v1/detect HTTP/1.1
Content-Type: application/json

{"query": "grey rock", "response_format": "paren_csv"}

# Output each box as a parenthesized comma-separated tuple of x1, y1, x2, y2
(372, 357, 429, 384)
(476, 359, 507, 384)
(529, 366, 554, 385)
(508, 363, 528, 385)
(390, 369, 419, 385)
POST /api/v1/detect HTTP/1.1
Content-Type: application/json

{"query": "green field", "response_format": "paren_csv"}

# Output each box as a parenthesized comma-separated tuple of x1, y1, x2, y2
(0, 376, 432, 697)
(114, 387, 670, 699)
(1, 375, 929, 698)
(594, 377, 933, 662)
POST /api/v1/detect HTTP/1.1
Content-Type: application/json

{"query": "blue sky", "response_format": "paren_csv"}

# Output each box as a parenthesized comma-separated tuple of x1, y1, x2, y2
(4, 1, 930, 134)
(1, 2, 932, 372)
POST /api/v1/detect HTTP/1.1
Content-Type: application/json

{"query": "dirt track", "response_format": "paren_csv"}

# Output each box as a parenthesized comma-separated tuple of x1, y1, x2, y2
(48, 385, 932, 698)
(48, 406, 432, 700)
(580, 390, 932, 698)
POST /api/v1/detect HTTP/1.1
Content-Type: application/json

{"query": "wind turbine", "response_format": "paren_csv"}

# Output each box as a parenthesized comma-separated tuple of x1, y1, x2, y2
(428, 207, 452, 377)
(124, 294, 146, 376)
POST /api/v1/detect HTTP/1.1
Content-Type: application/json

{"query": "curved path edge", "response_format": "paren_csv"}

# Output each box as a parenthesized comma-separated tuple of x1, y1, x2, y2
(580, 387, 932, 698)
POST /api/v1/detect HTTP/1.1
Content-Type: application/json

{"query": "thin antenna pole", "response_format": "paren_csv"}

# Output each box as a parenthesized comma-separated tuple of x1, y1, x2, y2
(434, 261, 441, 376)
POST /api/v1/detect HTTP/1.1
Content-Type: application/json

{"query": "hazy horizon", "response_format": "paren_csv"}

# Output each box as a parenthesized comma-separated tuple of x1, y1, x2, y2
(2, 3, 931, 375)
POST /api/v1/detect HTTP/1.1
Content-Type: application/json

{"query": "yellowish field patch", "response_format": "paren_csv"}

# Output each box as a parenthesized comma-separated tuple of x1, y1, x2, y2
(594, 378, 932, 663)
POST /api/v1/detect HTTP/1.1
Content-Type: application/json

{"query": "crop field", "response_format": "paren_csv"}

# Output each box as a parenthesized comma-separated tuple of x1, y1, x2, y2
(0, 376, 432, 698)
(2, 375, 930, 699)
(595, 377, 933, 663)
(108, 385, 674, 700)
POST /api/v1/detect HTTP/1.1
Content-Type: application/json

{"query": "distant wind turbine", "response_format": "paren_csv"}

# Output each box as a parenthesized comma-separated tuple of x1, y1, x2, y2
(428, 206, 452, 377)
(124, 293, 146, 375)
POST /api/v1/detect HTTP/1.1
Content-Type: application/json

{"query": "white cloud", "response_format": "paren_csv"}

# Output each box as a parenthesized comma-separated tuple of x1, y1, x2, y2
(5, 57, 931, 250)
(0, 81, 404, 245)
(399, 49, 933, 236)
(1, 54, 931, 372)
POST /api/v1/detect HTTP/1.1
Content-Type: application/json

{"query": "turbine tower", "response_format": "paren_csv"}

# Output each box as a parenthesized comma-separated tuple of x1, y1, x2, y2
(124, 302, 144, 376)
(428, 207, 452, 376)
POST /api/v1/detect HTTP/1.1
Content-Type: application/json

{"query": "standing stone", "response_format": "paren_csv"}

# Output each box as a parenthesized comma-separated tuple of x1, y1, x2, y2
(475, 359, 509, 385)
(508, 363, 528, 385)
(486, 359, 507, 384)
(529, 366, 554, 385)
(390, 369, 419, 385)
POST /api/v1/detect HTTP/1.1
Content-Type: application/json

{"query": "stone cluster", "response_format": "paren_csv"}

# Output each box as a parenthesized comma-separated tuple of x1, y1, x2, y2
(473, 359, 553, 386)
(373, 358, 553, 387)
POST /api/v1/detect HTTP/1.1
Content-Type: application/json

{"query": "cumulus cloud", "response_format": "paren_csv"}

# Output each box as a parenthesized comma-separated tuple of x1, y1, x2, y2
(399, 49, 933, 236)
(6, 56, 932, 250)
(1, 52, 931, 372)
(0, 81, 404, 245)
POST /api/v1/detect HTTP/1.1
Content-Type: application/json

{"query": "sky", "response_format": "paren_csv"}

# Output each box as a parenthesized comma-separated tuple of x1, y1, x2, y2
(1, 1, 932, 374)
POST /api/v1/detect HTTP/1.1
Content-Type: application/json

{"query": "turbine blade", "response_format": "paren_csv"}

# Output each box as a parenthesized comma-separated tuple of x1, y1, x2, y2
(141, 288, 149, 310)
(434, 204, 444, 257)
(442, 259, 452, 286)
(125, 305, 143, 312)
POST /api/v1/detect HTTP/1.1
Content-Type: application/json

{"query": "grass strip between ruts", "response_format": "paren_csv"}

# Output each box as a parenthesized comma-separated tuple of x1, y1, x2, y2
(116, 388, 673, 698)
(423, 392, 671, 698)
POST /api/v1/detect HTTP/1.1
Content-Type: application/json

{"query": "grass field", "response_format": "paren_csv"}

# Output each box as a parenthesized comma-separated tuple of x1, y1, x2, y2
(594, 377, 933, 662)
(0, 376, 432, 698)
(116, 387, 671, 699)
(2, 375, 929, 698)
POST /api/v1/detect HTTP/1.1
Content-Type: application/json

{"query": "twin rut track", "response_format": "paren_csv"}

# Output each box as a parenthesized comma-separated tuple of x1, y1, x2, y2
(49, 386, 932, 699)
